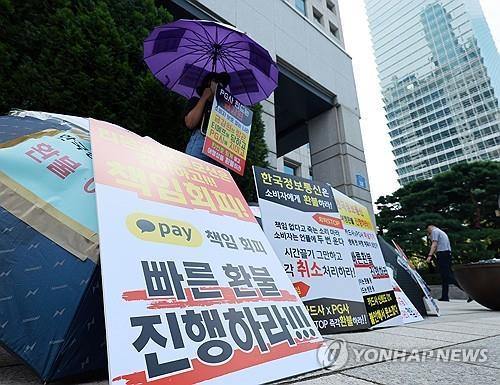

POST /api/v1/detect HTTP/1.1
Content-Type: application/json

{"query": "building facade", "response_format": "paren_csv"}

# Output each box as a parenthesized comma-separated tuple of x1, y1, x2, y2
(167, 0, 374, 216)
(366, 0, 500, 185)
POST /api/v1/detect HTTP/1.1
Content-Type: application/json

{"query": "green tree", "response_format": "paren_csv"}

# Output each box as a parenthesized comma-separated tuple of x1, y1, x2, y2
(0, 0, 189, 149)
(376, 161, 500, 264)
(0, 0, 269, 200)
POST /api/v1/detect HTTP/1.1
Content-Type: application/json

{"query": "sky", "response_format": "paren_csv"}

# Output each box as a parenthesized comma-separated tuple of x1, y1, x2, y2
(337, 0, 500, 205)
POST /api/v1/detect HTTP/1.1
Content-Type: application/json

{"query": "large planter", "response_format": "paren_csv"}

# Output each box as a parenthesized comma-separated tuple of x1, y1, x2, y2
(454, 260, 500, 310)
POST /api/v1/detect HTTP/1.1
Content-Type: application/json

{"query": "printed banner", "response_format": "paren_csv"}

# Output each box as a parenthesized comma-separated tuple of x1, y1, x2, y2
(393, 241, 440, 316)
(0, 128, 98, 261)
(388, 267, 424, 324)
(202, 85, 252, 175)
(90, 120, 324, 385)
(0, 130, 95, 231)
(331, 189, 403, 328)
(254, 167, 370, 334)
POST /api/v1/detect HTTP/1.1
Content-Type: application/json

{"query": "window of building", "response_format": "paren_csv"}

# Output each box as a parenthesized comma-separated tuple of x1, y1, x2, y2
(312, 7, 323, 25)
(284, 160, 299, 176)
(329, 22, 339, 39)
(295, 0, 306, 16)
(326, 0, 336, 14)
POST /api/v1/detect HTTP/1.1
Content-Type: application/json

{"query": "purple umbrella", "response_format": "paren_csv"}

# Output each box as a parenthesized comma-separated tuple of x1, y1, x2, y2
(144, 19, 279, 106)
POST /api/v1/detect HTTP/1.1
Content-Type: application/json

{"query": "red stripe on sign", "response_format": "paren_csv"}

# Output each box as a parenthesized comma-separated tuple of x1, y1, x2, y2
(112, 338, 322, 385)
(312, 213, 344, 229)
(122, 290, 148, 301)
(353, 263, 374, 268)
(372, 274, 390, 279)
(122, 287, 298, 308)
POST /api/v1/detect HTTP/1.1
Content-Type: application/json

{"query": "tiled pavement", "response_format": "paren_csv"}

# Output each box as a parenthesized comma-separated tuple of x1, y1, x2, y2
(279, 300, 500, 385)
(1, 301, 498, 385)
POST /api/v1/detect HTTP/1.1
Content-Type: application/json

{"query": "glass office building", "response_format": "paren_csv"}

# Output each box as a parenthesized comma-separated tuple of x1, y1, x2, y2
(365, 0, 500, 185)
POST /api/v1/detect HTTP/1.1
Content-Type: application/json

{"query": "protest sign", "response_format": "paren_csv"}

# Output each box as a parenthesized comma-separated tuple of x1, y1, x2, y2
(254, 167, 370, 334)
(331, 189, 403, 328)
(377, 235, 427, 316)
(393, 241, 440, 316)
(90, 120, 324, 385)
(202, 85, 252, 175)
(388, 267, 424, 324)
(0, 128, 97, 261)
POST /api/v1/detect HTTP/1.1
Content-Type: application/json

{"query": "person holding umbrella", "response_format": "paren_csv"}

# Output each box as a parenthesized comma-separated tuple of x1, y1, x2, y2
(143, 19, 279, 161)
(184, 72, 229, 162)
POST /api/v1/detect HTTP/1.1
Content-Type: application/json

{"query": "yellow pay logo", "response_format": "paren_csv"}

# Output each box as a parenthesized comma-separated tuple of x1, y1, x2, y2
(126, 213, 202, 247)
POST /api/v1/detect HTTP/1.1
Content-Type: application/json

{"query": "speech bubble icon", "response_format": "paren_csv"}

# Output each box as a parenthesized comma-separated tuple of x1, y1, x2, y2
(127, 213, 202, 247)
(136, 219, 155, 233)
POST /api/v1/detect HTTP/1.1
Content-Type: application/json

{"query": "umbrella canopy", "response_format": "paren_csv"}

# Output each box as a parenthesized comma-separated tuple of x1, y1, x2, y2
(0, 114, 106, 382)
(144, 19, 279, 105)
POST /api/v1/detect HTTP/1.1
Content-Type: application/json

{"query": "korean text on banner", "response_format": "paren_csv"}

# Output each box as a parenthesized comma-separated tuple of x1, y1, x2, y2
(389, 267, 424, 324)
(90, 119, 324, 385)
(0, 129, 97, 261)
(202, 85, 252, 175)
(393, 241, 440, 316)
(254, 167, 370, 334)
(332, 189, 403, 328)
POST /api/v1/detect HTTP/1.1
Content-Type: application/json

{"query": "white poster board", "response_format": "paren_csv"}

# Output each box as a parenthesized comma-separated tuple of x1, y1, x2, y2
(331, 189, 403, 328)
(254, 167, 370, 334)
(90, 120, 324, 385)
(202, 85, 252, 175)
(388, 267, 424, 324)
(393, 241, 440, 316)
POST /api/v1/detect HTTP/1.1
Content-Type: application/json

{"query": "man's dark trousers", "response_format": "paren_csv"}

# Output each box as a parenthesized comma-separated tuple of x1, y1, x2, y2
(436, 250, 461, 300)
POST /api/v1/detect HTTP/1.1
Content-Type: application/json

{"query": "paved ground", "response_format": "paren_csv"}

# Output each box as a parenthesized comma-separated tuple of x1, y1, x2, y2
(278, 300, 500, 384)
(0, 300, 498, 384)
(429, 284, 468, 300)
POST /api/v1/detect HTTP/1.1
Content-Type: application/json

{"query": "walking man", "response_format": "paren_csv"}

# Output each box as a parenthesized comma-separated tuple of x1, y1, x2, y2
(425, 223, 462, 301)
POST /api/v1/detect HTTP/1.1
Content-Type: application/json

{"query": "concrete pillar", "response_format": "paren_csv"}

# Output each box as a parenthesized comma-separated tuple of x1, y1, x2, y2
(308, 104, 375, 222)
(260, 97, 278, 170)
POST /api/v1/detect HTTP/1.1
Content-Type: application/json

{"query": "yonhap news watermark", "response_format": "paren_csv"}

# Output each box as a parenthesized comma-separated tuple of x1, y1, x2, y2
(318, 339, 488, 370)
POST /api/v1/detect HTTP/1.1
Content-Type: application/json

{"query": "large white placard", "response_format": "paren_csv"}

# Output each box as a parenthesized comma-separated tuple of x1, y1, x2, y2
(254, 167, 370, 334)
(90, 120, 324, 385)
(388, 267, 424, 324)
(393, 241, 440, 316)
(331, 189, 403, 328)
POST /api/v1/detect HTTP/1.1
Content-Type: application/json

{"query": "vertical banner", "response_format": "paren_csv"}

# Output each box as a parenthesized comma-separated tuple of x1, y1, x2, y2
(393, 241, 440, 316)
(254, 167, 370, 334)
(90, 120, 324, 385)
(388, 267, 424, 324)
(331, 189, 403, 328)
(202, 85, 252, 175)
